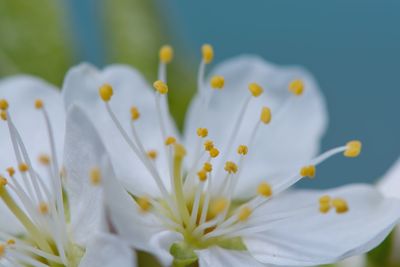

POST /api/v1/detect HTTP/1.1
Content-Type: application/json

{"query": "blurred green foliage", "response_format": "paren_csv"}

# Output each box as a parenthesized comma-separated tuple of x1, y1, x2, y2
(0, 0, 73, 85)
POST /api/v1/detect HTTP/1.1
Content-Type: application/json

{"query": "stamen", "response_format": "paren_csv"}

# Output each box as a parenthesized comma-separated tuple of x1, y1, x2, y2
(319, 203, 331, 214)
(6, 167, 15, 177)
(0, 176, 8, 187)
(319, 195, 331, 204)
(224, 161, 238, 174)
(238, 206, 252, 222)
(197, 170, 208, 182)
(165, 136, 177, 146)
(209, 147, 220, 158)
(248, 83, 264, 97)
(38, 154, 51, 165)
(34, 99, 43, 109)
(159, 45, 174, 64)
(257, 182, 272, 197)
(90, 167, 102, 185)
(99, 83, 114, 102)
(210, 75, 224, 89)
(130, 106, 140, 121)
(202, 44, 214, 64)
(153, 80, 168, 95)
(18, 163, 29, 172)
(260, 107, 272, 124)
(0, 244, 5, 257)
(204, 140, 214, 151)
(147, 150, 158, 160)
(344, 140, 362, 158)
(300, 165, 316, 178)
(0, 99, 9, 110)
(137, 196, 151, 213)
(38, 202, 49, 215)
(237, 145, 248, 155)
(332, 198, 349, 214)
(288, 79, 304, 96)
(203, 162, 212, 173)
(197, 128, 208, 138)
(210, 198, 228, 218)
(0, 111, 7, 121)
(173, 144, 191, 225)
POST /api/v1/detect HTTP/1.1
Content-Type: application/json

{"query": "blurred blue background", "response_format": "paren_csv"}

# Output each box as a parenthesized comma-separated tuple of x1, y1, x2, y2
(1, 0, 399, 189)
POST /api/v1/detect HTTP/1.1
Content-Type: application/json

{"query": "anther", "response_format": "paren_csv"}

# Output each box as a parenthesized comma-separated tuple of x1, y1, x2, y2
(344, 140, 362, 158)
(224, 161, 238, 174)
(332, 198, 349, 214)
(197, 128, 209, 138)
(0, 111, 7, 121)
(137, 196, 151, 212)
(202, 44, 214, 64)
(257, 182, 272, 197)
(38, 202, 49, 215)
(99, 83, 114, 102)
(0, 176, 8, 187)
(300, 165, 316, 178)
(319, 195, 331, 204)
(319, 203, 331, 214)
(210, 75, 224, 89)
(38, 154, 51, 165)
(147, 150, 158, 160)
(174, 144, 187, 159)
(248, 83, 264, 97)
(159, 45, 174, 64)
(34, 99, 44, 109)
(0, 244, 5, 257)
(204, 140, 214, 151)
(238, 206, 252, 221)
(130, 106, 140, 121)
(165, 136, 177, 146)
(6, 239, 15, 245)
(90, 167, 102, 185)
(260, 107, 272, 124)
(18, 163, 29, 172)
(210, 198, 228, 216)
(209, 148, 220, 158)
(237, 145, 248, 155)
(0, 99, 8, 110)
(289, 79, 304, 96)
(6, 167, 15, 177)
(153, 80, 168, 94)
(197, 170, 208, 182)
(203, 162, 212, 172)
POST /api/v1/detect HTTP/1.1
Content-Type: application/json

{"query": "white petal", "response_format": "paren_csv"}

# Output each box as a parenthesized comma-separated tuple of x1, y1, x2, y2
(337, 256, 366, 267)
(0, 75, 64, 181)
(196, 247, 266, 267)
(149, 230, 183, 267)
(62, 63, 178, 197)
(63, 105, 108, 245)
(78, 233, 136, 267)
(183, 56, 327, 198)
(243, 184, 400, 266)
(378, 157, 400, 199)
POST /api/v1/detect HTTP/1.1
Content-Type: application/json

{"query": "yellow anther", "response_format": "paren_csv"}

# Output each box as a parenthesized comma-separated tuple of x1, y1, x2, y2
(147, 150, 158, 160)
(6, 167, 15, 177)
(38, 202, 49, 215)
(237, 145, 248, 155)
(210, 75, 224, 89)
(0, 244, 5, 257)
(257, 182, 272, 197)
(0, 99, 8, 110)
(153, 80, 168, 94)
(99, 83, 114, 102)
(197, 170, 208, 182)
(38, 154, 50, 165)
(319, 203, 331, 214)
(332, 198, 349, 214)
(197, 128, 209, 138)
(130, 106, 140, 121)
(18, 163, 29, 172)
(0, 176, 8, 187)
(248, 83, 264, 97)
(289, 79, 304, 96)
(165, 136, 177, 146)
(6, 239, 15, 245)
(174, 144, 187, 159)
(0, 111, 7, 121)
(319, 195, 331, 204)
(204, 140, 214, 151)
(209, 148, 220, 158)
(202, 44, 214, 64)
(210, 198, 228, 216)
(203, 162, 212, 172)
(238, 206, 252, 221)
(137, 196, 151, 213)
(34, 99, 43, 109)
(344, 140, 362, 158)
(260, 107, 272, 124)
(90, 168, 102, 186)
(224, 161, 238, 174)
(159, 45, 174, 64)
(300, 165, 316, 178)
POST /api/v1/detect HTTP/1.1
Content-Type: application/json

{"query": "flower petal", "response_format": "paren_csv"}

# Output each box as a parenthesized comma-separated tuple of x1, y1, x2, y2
(0, 76, 64, 181)
(78, 233, 136, 267)
(184, 56, 327, 198)
(195, 247, 266, 267)
(378, 157, 400, 199)
(243, 184, 400, 266)
(62, 63, 178, 197)
(64, 105, 109, 245)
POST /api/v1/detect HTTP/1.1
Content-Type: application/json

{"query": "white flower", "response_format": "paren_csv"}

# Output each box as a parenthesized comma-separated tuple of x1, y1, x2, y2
(0, 77, 134, 267)
(62, 45, 400, 267)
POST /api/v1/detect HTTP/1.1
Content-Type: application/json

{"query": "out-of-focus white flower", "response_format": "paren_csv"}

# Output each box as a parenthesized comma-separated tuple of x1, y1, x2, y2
(62, 45, 400, 267)
(0, 77, 134, 267)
